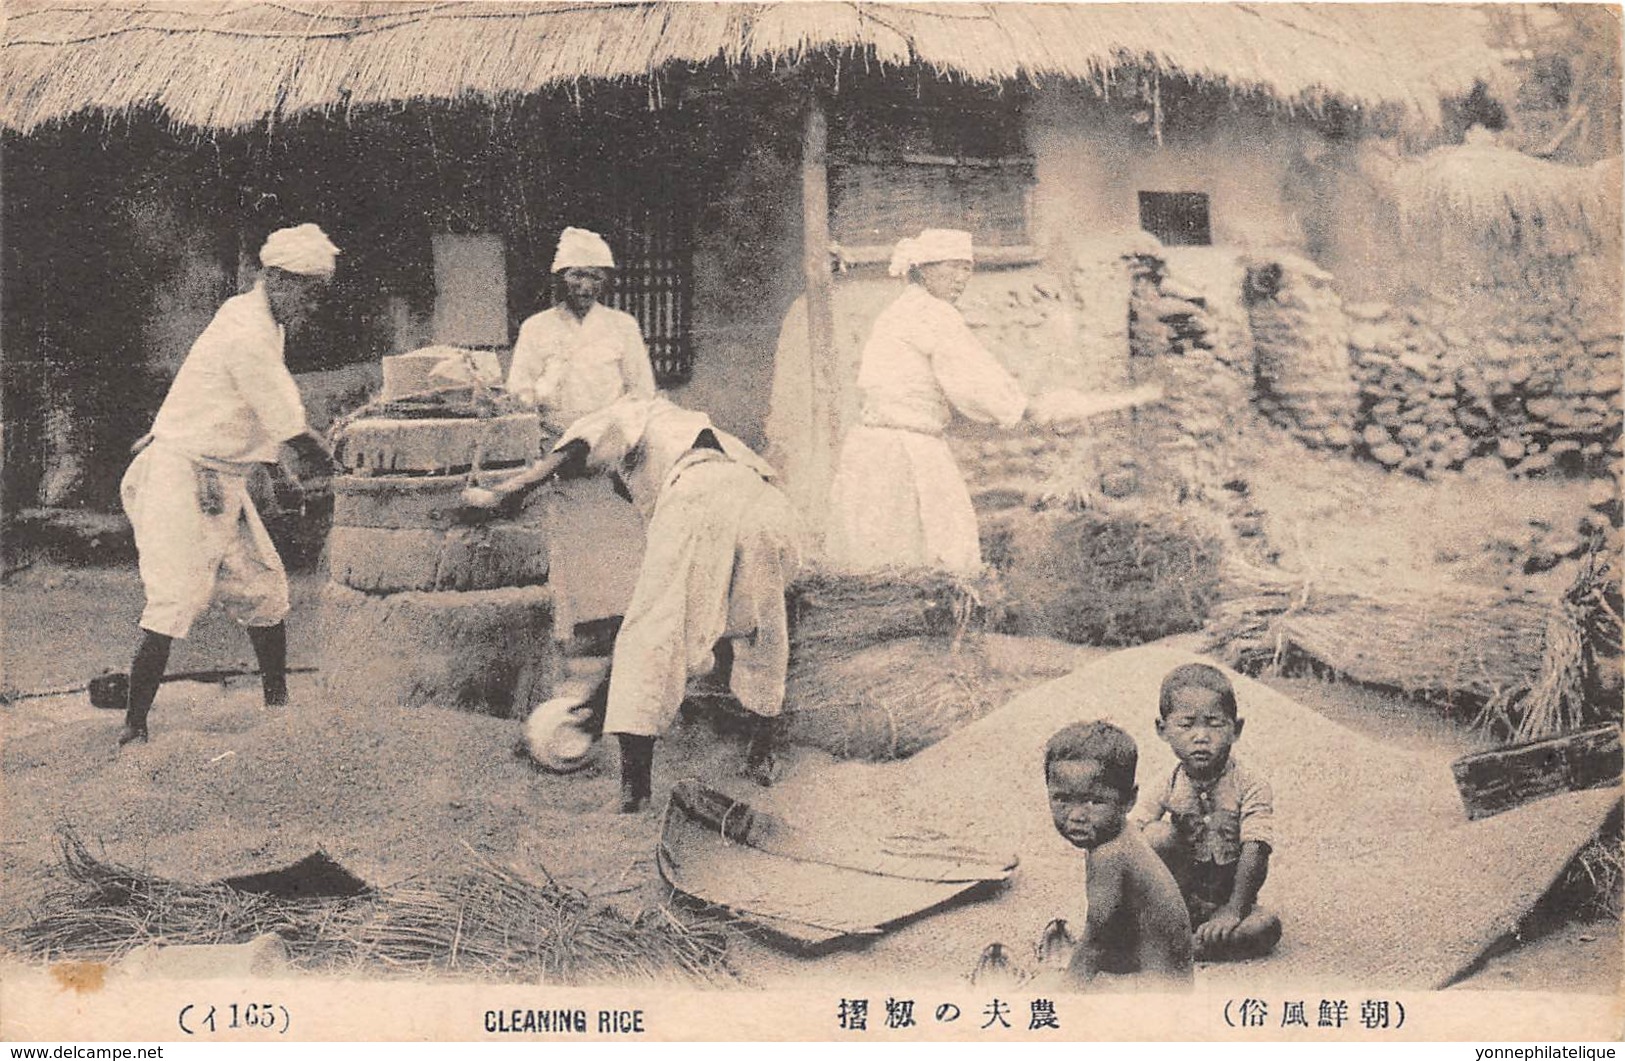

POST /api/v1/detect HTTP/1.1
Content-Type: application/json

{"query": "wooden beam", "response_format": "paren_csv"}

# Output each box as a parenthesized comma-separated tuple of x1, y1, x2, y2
(801, 88, 838, 508)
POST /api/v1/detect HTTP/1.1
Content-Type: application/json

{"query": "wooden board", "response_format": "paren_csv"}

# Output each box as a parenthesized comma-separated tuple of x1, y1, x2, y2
(338, 413, 541, 474)
(657, 780, 1015, 948)
(1451, 723, 1623, 820)
(328, 524, 549, 594)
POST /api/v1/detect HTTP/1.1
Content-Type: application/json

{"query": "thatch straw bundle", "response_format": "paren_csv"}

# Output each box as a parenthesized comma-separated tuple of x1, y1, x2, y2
(985, 505, 1224, 646)
(2, 4, 1498, 135)
(1203, 556, 1554, 709)
(787, 566, 983, 665)
(1391, 144, 1622, 258)
(1501, 545, 1623, 742)
(783, 636, 998, 761)
(782, 568, 992, 761)
(10, 830, 732, 983)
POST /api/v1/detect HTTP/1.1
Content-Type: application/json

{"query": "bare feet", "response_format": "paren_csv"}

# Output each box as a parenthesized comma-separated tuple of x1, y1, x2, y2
(1036, 918, 1075, 968)
(971, 942, 1015, 986)
(117, 723, 148, 747)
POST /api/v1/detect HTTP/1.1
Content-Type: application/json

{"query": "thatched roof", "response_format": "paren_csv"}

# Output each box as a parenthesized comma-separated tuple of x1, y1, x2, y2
(2, 1, 1501, 134)
(1390, 138, 1624, 256)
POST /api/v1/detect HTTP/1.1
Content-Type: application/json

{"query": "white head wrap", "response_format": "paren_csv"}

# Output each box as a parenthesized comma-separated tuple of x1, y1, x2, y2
(887, 228, 974, 277)
(551, 227, 616, 272)
(259, 223, 340, 277)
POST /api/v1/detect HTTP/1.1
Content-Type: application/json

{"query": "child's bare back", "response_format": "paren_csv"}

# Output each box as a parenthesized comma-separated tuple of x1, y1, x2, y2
(1075, 822, 1194, 986)
(1044, 721, 1195, 990)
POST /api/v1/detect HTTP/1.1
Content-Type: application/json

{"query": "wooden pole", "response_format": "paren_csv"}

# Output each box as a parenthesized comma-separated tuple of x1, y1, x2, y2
(801, 88, 838, 519)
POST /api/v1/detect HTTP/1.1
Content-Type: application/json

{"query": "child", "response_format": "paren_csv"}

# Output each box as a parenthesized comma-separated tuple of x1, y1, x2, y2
(1044, 720, 1194, 988)
(1141, 664, 1283, 961)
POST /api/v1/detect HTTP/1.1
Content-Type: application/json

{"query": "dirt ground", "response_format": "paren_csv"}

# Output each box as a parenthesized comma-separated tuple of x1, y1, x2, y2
(1, 547, 1617, 992)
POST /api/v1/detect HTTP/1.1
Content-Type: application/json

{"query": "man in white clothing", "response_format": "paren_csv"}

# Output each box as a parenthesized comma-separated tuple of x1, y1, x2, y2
(504, 227, 656, 692)
(505, 227, 655, 435)
(465, 396, 803, 812)
(117, 222, 339, 746)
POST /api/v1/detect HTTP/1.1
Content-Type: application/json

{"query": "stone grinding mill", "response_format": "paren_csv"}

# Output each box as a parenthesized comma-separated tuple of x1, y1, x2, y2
(316, 348, 560, 717)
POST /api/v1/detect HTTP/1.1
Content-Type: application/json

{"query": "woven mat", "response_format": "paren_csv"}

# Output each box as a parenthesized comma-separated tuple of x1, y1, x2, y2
(741, 645, 1619, 991)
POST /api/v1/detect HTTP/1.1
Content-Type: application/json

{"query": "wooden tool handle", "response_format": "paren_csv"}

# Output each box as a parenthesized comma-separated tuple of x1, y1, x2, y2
(460, 440, 587, 513)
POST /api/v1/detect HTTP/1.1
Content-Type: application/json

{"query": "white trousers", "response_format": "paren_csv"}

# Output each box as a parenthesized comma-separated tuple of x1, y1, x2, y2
(604, 460, 801, 738)
(121, 444, 289, 639)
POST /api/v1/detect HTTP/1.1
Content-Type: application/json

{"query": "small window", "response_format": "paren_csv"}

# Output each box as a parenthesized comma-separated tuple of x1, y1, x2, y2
(1139, 192, 1212, 246)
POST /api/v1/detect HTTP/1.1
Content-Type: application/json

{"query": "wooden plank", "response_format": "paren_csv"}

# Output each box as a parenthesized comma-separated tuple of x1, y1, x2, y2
(802, 88, 838, 519)
(1451, 723, 1623, 820)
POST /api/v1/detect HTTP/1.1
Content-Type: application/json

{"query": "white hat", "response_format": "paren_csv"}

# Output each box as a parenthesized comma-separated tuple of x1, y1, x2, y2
(259, 223, 340, 277)
(888, 228, 974, 277)
(551, 227, 616, 272)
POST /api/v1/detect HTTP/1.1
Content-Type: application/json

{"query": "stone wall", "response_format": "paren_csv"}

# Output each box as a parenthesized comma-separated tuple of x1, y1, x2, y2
(1347, 283, 1622, 482)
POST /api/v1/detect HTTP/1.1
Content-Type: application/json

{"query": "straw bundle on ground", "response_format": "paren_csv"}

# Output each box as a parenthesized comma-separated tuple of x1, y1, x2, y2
(1499, 544, 1623, 741)
(787, 567, 984, 666)
(984, 505, 1224, 646)
(781, 568, 993, 761)
(1273, 593, 1547, 706)
(10, 830, 732, 984)
(1203, 559, 1551, 710)
(783, 636, 998, 761)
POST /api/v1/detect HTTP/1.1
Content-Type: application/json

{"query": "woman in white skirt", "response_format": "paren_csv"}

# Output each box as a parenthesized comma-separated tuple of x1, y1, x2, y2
(825, 229, 1026, 575)
(825, 228, 1161, 575)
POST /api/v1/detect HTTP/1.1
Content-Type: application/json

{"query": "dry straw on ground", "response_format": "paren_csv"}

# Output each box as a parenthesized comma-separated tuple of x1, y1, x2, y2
(10, 829, 732, 984)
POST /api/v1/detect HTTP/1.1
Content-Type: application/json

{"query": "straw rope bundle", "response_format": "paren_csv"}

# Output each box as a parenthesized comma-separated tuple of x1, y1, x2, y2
(783, 636, 998, 761)
(10, 830, 732, 983)
(787, 567, 984, 666)
(1501, 545, 1623, 742)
